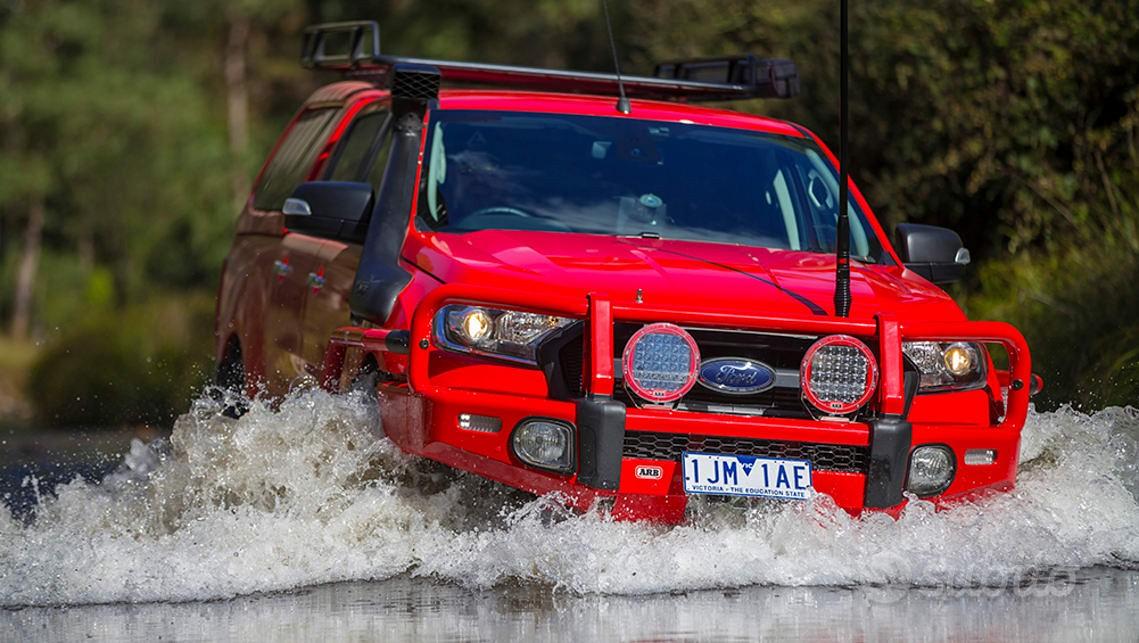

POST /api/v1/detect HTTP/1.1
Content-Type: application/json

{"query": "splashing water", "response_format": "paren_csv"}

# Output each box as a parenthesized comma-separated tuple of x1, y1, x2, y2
(1, 389, 1136, 606)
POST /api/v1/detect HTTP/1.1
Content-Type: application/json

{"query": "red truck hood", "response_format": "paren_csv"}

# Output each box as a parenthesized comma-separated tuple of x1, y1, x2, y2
(412, 230, 963, 320)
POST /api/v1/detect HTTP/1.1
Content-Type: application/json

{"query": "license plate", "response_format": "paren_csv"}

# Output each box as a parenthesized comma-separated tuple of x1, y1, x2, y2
(682, 451, 812, 500)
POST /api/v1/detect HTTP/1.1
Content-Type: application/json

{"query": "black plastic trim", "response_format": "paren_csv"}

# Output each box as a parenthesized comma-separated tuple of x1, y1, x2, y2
(895, 223, 968, 284)
(623, 431, 869, 473)
(536, 321, 585, 401)
(285, 181, 374, 243)
(863, 414, 912, 508)
(575, 396, 627, 490)
(902, 368, 920, 417)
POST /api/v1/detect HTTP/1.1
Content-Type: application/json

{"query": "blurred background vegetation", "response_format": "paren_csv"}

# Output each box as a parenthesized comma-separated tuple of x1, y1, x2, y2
(0, 0, 1135, 428)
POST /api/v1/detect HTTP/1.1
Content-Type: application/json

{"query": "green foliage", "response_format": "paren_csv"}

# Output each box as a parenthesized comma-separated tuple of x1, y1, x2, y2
(316, 0, 614, 68)
(965, 217, 1139, 410)
(0, 0, 276, 312)
(26, 293, 215, 428)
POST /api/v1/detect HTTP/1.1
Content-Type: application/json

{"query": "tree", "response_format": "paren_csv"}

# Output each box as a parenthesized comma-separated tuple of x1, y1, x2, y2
(0, 0, 263, 333)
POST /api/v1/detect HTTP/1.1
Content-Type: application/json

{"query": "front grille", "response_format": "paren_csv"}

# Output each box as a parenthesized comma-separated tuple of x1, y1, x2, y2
(676, 385, 806, 417)
(615, 324, 818, 418)
(544, 323, 875, 419)
(616, 324, 814, 370)
(623, 430, 870, 473)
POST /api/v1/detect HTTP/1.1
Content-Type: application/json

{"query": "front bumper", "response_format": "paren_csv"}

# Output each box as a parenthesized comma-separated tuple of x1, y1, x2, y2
(348, 284, 1033, 522)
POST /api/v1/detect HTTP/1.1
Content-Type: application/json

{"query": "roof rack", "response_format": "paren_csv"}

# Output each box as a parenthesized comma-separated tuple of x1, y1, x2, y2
(300, 21, 799, 102)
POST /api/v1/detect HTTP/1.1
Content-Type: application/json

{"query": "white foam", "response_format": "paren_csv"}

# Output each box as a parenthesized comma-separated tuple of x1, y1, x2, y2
(1, 390, 1136, 606)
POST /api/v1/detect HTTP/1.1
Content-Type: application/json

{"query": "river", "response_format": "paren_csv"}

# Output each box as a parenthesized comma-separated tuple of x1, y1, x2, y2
(2, 389, 1136, 640)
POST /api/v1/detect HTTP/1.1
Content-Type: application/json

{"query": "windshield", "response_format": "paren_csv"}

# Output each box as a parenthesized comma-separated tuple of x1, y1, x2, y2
(417, 110, 886, 263)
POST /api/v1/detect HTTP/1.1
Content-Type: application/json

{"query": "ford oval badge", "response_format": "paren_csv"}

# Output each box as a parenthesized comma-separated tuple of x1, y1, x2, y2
(697, 358, 776, 395)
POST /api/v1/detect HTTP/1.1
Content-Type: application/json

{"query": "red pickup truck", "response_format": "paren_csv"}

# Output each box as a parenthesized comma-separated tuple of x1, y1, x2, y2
(214, 22, 1036, 523)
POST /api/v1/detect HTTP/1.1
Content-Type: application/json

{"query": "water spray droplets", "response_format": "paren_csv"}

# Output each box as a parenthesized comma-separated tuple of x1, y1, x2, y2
(0, 391, 1136, 606)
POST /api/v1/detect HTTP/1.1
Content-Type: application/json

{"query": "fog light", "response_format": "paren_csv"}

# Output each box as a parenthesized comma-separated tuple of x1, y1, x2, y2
(906, 445, 955, 497)
(512, 419, 574, 472)
(964, 448, 996, 465)
(458, 413, 501, 433)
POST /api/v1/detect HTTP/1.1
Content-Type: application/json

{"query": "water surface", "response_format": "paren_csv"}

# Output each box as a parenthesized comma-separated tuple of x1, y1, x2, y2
(3, 568, 1136, 641)
(1, 391, 1136, 639)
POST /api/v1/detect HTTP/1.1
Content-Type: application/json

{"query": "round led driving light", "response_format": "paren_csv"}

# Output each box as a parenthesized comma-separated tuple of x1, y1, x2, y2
(459, 308, 493, 344)
(622, 323, 700, 403)
(906, 445, 956, 496)
(943, 342, 976, 377)
(800, 334, 878, 415)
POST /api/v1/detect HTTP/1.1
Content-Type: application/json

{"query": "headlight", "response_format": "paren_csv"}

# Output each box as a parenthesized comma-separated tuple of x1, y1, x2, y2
(902, 341, 986, 391)
(434, 305, 576, 364)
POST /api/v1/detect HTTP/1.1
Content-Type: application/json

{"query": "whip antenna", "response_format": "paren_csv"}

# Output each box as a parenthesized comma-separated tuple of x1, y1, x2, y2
(833, 0, 852, 317)
(601, 0, 631, 114)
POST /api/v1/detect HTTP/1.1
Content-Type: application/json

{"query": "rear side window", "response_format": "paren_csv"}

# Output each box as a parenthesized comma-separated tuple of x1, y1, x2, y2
(253, 107, 339, 211)
(326, 109, 391, 182)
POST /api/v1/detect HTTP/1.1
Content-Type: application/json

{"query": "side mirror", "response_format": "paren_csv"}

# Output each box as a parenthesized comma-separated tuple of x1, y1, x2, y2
(283, 181, 374, 243)
(895, 223, 971, 284)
